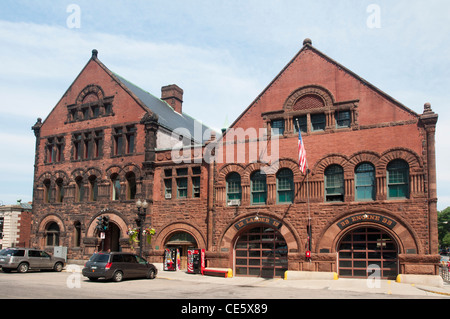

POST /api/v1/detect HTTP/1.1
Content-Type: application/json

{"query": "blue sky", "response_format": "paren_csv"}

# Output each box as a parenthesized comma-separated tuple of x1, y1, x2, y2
(0, 0, 449, 210)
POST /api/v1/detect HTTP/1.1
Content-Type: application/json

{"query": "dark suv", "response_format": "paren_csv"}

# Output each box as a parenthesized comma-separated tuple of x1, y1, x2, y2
(82, 252, 157, 282)
(0, 248, 65, 273)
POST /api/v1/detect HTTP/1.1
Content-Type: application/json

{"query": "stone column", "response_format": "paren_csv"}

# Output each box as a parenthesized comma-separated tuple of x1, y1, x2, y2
(31, 118, 43, 247)
(419, 103, 438, 255)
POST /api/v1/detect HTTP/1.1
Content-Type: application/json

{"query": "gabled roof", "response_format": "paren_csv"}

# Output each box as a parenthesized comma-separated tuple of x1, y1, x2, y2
(227, 38, 419, 133)
(39, 49, 212, 145)
(113, 73, 212, 145)
(89, 51, 212, 145)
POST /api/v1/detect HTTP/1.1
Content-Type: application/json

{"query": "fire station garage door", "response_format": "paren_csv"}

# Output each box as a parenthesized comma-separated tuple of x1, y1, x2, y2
(234, 226, 288, 278)
(338, 227, 398, 279)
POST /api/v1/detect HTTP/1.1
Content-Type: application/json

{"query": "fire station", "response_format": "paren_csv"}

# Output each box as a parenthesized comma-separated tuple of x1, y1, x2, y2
(30, 39, 439, 279)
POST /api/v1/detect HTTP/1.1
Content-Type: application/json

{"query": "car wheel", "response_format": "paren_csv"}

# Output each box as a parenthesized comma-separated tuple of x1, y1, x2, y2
(112, 271, 123, 282)
(17, 263, 29, 273)
(147, 269, 156, 279)
(53, 262, 63, 272)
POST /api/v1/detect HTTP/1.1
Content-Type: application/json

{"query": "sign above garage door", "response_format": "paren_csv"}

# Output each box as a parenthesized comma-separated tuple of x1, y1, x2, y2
(337, 213, 397, 230)
(234, 216, 283, 231)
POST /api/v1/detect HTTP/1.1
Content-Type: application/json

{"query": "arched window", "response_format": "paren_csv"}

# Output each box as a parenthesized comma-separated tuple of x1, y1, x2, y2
(75, 177, 84, 202)
(355, 163, 375, 201)
(43, 179, 51, 203)
(74, 222, 81, 247)
(277, 168, 294, 204)
(387, 159, 409, 199)
(325, 165, 344, 202)
(126, 172, 137, 200)
(251, 171, 267, 205)
(226, 172, 242, 202)
(111, 174, 120, 201)
(89, 175, 98, 202)
(55, 178, 64, 203)
(45, 222, 60, 246)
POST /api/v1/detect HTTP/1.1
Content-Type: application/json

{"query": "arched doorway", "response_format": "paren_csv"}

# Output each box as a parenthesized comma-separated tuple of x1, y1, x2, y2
(234, 225, 288, 278)
(337, 227, 398, 279)
(165, 232, 198, 270)
(98, 222, 121, 252)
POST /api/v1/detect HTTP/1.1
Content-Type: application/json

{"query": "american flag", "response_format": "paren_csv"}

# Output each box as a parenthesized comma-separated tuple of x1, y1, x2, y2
(298, 130, 307, 174)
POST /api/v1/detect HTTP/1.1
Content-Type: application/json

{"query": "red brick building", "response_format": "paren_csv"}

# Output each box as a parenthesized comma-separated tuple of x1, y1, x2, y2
(205, 39, 439, 279)
(30, 49, 210, 261)
(31, 39, 439, 279)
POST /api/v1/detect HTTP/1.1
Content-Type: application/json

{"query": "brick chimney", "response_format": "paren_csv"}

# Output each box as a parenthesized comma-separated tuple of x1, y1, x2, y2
(161, 84, 183, 114)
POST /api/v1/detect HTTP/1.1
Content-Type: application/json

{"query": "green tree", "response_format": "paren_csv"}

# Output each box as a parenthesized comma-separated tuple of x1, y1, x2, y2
(438, 207, 450, 249)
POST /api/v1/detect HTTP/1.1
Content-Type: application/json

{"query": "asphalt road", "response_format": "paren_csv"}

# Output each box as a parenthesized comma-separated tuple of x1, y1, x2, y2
(0, 269, 446, 300)
(1, 269, 448, 318)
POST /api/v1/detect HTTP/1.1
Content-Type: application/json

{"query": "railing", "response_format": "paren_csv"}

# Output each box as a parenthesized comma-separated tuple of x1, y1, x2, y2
(439, 265, 450, 282)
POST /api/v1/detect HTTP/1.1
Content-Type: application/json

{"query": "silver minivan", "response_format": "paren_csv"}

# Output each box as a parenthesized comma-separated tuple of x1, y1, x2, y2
(0, 248, 65, 273)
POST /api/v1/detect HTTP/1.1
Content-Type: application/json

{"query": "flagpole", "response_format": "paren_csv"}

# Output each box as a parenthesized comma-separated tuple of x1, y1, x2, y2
(295, 118, 312, 260)
(306, 164, 312, 258)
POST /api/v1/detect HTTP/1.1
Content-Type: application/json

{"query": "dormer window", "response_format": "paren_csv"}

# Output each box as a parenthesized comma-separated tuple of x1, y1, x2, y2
(336, 110, 351, 128)
(66, 85, 114, 123)
(271, 119, 285, 136)
(311, 113, 326, 131)
(263, 85, 358, 137)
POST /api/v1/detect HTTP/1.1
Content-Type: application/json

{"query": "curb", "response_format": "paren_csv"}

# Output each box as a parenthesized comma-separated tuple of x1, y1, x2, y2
(396, 274, 444, 288)
(284, 270, 339, 281)
(415, 286, 450, 297)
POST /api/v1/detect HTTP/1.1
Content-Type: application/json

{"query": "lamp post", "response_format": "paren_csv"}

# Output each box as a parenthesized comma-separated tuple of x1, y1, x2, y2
(135, 199, 148, 257)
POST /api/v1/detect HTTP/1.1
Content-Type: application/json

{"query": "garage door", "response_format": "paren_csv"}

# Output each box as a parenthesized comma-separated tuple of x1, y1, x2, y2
(338, 227, 398, 279)
(235, 226, 288, 278)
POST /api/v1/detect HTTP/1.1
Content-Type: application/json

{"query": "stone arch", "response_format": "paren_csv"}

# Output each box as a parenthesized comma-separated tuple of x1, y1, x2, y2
(217, 163, 245, 185)
(218, 211, 301, 257)
(284, 85, 335, 111)
(154, 222, 207, 249)
(71, 168, 86, 181)
(378, 148, 423, 172)
(348, 151, 381, 170)
(76, 84, 105, 104)
(106, 165, 124, 180)
(85, 209, 129, 238)
(85, 167, 102, 179)
(38, 213, 66, 233)
(312, 154, 349, 176)
(36, 171, 54, 184)
(316, 207, 422, 255)
(123, 163, 142, 180)
(271, 158, 304, 179)
(53, 170, 69, 185)
(242, 162, 269, 181)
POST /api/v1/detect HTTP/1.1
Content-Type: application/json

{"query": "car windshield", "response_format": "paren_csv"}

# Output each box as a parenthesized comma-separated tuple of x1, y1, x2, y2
(89, 253, 110, 263)
(0, 249, 25, 256)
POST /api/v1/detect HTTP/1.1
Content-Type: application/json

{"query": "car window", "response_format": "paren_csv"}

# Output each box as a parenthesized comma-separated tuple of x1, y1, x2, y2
(122, 254, 137, 263)
(41, 251, 51, 258)
(112, 254, 124, 262)
(3, 249, 25, 257)
(136, 256, 148, 265)
(89, 253, 110, 263)
(29, 250, 41, 257)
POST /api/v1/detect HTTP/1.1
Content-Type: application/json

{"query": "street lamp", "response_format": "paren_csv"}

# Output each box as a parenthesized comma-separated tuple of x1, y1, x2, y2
(135, 199, 148, 257)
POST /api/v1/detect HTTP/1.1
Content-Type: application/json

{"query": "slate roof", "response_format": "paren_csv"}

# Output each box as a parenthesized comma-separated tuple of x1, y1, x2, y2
(113, 73, 213, 145)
